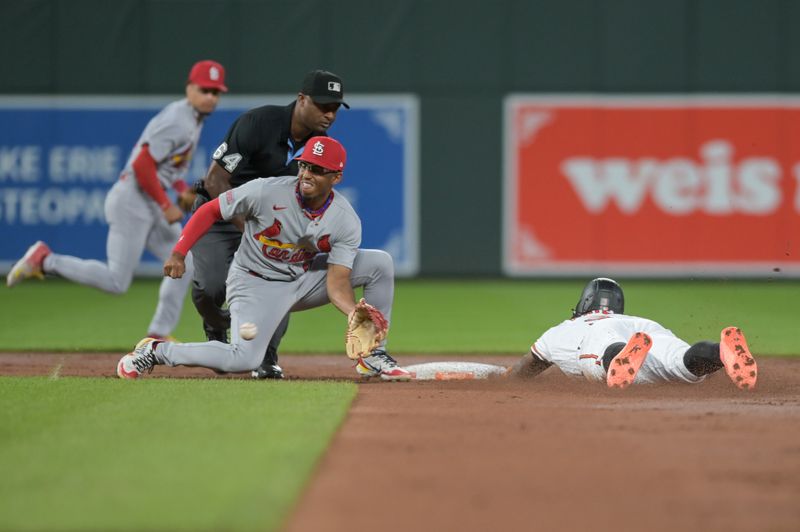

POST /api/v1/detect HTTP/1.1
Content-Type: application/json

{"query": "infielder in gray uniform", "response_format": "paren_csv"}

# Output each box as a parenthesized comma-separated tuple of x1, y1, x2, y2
(508, 278, 758, 390)
(6, 60, 227, 339)
(116, 136, 411, 381)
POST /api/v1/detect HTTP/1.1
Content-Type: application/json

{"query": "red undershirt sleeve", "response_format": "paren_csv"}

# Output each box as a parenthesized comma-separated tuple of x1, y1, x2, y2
(173, 198, 222, 256)
(132, 144, 171, 210)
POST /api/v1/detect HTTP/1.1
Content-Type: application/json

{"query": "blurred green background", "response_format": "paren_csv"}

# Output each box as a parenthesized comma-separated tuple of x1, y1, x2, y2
(1, 278, 796, 355)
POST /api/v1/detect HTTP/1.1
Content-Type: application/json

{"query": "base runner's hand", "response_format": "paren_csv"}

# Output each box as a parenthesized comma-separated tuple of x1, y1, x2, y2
(163, 204, 184, 224)
(163, 252, 187, 279)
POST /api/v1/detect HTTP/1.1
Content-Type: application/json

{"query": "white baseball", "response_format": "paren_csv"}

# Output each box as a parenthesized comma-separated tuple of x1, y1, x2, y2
(239, 322, 258, 341)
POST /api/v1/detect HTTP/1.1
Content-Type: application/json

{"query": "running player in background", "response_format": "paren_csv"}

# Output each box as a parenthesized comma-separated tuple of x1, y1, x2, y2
(117, 136, 409, 381)
(5, 60, 227, 340)
(508, 278, 758, 390)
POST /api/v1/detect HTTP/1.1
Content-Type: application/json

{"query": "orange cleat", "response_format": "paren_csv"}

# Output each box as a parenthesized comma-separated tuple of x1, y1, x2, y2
(719, 327, 757, 390)
(607, 332, 652, 389)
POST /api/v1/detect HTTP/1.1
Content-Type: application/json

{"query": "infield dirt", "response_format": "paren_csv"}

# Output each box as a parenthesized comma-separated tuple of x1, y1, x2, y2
(2, 353, 798, 532)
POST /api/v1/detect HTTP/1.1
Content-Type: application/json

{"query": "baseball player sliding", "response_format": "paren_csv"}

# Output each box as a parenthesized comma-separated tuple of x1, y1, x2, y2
(508, 278, 758, 390)
(6, 60, 227, 340)
(116, 136, 411, 381)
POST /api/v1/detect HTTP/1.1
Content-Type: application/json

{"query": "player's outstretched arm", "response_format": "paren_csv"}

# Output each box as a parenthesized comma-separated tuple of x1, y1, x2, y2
(163, 198, 223, 278)
(326, 264, 356, 316)
(507, 352, 552, 380)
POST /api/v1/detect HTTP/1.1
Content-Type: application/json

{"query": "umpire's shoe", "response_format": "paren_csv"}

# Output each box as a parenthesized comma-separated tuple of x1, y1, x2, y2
(251, 346, 284, 380)
(355, 350, 411, 381)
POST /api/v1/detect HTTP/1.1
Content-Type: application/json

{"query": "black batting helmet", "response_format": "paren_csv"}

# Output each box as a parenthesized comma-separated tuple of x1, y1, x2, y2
(572, 277, 624, 318)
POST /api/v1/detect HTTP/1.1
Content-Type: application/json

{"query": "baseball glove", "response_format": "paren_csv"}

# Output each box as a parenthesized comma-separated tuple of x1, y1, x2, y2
(345, 298, 389, 359)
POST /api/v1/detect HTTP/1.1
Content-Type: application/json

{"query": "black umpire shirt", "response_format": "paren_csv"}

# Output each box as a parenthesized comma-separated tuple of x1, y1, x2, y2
(209, 101, 326, 189)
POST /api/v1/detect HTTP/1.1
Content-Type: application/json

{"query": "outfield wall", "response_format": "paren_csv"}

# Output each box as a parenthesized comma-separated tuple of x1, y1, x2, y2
(0, 96, 419, 276)
(2, 0, 799, 276)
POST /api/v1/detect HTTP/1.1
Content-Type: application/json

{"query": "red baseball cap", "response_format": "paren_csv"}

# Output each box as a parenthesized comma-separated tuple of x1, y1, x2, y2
(296, 136, 347, 171)
(188, 60, 228, 92)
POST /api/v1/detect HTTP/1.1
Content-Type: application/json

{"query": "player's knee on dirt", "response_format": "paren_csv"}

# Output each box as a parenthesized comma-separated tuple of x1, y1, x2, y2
(601, 342, 626, 371)
(683, 341, 723, 377)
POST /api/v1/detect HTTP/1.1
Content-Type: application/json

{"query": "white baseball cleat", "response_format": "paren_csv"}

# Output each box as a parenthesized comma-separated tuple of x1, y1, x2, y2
(6, 241, 51, 287)
(355, 350, 411, 381)
(117, 338, 160, 379)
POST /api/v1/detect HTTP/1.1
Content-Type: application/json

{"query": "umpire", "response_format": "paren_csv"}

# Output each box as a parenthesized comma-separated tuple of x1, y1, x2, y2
(192, 69, 349, 379)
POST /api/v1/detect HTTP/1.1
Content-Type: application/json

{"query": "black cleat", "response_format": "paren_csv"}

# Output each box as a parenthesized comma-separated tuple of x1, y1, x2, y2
(251, 363, 284, 380)
(252, 345, 282, 379)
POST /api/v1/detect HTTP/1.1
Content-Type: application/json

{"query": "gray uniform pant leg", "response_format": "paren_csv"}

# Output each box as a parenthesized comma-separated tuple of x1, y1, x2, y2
(44, 179, 191, 337)
(143, 217, 195, 337)
(159, 267, 297, 372)
(293, 249, 394, 317)
(190, 220, 290, 351)
(158, 250, 394, 372)
(44, 180, 149, 294)
(292, 248, 395, 347)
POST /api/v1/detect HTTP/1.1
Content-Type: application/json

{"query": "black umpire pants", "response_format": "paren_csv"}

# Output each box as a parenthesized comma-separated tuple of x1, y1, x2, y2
(190, 218, 289, 358)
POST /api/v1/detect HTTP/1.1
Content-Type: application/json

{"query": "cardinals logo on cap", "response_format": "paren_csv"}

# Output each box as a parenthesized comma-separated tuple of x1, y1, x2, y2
(296, 135, 346, 171)
(209, 66, 220, 80)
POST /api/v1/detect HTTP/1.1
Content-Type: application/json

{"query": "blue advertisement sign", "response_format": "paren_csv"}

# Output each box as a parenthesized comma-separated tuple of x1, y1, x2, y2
(0, 95, 418, 276)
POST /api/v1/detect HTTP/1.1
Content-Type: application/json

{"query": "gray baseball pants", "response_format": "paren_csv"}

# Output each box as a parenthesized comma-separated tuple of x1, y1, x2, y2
(155, 248, 394, 372)
(189, 218, 289, 354)
(41, 178, 193, 337)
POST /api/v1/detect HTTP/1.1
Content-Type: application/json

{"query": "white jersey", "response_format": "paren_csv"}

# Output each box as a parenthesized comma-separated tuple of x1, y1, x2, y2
(218, 176, 361, 281)
(121, 98, 204, 188)
(532, 311, 700, 384)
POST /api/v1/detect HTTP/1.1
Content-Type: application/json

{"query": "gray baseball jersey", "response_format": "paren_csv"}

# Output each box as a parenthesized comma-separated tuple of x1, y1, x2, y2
(155, 177, 397, 374)
(121, 98, 203, 188)
(218, 176, 361, 280)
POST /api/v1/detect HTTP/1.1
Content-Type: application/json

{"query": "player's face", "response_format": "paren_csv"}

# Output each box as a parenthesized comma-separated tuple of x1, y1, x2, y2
(298, 161, 342, 207)
(186, 83, 222, 115)
(297, 94, 340, 133)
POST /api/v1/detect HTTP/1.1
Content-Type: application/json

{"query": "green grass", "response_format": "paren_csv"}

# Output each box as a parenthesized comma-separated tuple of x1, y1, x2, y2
(0, 377, 356, 531)
(0, 278, 796, 532)
(0, 278, 797, 354)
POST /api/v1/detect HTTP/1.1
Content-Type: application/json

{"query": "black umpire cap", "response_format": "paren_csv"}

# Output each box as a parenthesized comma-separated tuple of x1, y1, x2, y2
(301, 70, 350, 109)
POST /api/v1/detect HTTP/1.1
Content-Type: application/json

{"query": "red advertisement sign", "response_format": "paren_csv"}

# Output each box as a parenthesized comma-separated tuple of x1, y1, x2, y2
(503, 96, 800, 277)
